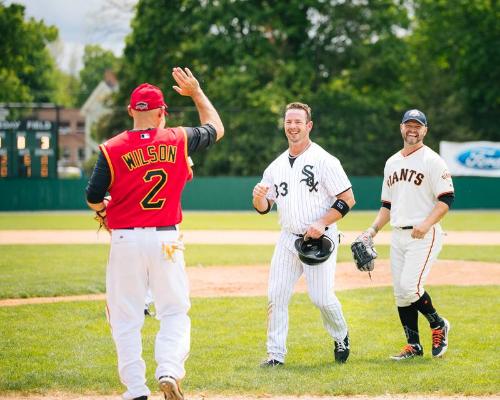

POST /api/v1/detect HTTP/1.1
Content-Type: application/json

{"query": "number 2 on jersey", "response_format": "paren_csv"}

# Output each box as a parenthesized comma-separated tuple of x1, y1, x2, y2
(141, 169, 167, 209)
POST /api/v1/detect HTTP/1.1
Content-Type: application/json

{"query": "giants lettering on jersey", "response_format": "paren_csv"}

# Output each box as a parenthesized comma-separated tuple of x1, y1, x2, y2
(121, 145, 177, 171)
(387, 168, 424, 187)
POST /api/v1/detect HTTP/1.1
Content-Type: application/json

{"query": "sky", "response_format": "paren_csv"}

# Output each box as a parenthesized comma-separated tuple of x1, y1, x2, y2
(6, 0, 137, 74)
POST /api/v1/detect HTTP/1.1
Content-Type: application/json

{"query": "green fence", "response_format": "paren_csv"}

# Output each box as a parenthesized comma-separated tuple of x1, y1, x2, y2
(0, 176, 498, 211)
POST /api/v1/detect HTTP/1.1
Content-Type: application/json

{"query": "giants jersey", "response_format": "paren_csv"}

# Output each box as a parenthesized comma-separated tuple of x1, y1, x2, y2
(261, 142, 351, 234)
(100, 127, 193, 229)
(381, 145, 454, 227)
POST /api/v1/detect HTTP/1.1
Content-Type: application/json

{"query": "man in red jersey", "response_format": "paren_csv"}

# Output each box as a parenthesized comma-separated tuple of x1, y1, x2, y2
(86, 67, 224, 400)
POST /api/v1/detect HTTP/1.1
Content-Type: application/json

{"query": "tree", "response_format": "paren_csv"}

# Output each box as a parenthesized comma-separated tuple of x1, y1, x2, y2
(0, 2, 58, 102)
(102, 0, 410, 175)
(404, 0, 500, 143)
(77, 45, 120, 106)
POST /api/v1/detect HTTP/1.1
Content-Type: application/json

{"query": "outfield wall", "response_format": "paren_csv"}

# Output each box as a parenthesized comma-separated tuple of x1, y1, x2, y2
(1, 176, 498, 211)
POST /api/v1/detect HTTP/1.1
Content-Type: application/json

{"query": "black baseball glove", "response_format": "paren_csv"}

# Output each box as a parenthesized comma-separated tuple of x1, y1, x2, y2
(351, 232, 377, 271)
(294, 235, 335, 266)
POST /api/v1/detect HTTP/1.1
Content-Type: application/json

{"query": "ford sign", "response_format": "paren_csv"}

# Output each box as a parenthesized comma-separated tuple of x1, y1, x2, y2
(457, 147, 500, 170)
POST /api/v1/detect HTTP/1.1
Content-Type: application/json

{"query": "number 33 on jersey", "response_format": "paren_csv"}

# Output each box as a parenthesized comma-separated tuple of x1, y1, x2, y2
(99, 127, 193, 229)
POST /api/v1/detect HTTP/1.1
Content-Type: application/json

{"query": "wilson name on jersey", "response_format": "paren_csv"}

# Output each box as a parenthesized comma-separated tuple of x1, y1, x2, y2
(101, 127, 192, 229)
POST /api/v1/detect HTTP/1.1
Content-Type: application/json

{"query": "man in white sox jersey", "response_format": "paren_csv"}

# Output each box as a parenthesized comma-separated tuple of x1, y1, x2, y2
(359, 109, 454, 360)
(253, 102, 356, 366)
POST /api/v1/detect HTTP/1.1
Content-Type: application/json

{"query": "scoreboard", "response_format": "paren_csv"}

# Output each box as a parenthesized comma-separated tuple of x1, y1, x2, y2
(0, 119, 57, 179)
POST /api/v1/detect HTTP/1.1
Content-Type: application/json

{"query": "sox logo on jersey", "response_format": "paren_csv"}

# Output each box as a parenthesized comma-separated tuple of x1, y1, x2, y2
(300, 165, 319, 192)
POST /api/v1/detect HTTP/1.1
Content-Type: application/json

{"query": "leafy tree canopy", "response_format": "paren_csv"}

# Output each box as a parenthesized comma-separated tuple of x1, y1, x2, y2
(77, 45, 120, 106)
(0, 2, 58, 103)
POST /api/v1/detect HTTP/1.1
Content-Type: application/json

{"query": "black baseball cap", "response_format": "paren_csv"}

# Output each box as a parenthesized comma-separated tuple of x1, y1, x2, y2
(401, 109, 427, 126)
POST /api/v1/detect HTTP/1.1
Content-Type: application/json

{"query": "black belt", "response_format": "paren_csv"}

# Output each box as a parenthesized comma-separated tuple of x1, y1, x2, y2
(122, 226, 176, 231)
(293, 227, 329, 237)
(400, 226, 413, 230)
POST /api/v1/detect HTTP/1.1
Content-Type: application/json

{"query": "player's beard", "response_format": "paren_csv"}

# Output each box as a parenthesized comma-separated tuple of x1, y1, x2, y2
(403, 131, 424, 146)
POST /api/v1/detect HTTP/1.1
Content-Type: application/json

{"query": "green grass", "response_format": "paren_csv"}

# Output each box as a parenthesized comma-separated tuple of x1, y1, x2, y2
(1, 244, 499, 299)
(0, 210, 499, 230)
(0, 286, 498, 395)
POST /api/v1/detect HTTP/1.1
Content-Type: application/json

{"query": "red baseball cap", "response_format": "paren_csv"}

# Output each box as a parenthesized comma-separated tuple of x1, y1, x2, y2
(129, 83, 168, 113)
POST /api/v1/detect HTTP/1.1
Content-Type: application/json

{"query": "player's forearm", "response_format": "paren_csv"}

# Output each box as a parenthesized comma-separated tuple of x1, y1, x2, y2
(367, 207, 391, 237)
(87, 200, 105, 212)
(318, 208, 344, 226)
(422, 202, 449, 227)
(253, 197, 271, 213)
(191, 90, 224, 141)
(318, 188, 356, 225)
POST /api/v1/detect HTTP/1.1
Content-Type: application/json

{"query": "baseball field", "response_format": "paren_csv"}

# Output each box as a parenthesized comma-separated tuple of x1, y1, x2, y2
(0, 210, 499, 400)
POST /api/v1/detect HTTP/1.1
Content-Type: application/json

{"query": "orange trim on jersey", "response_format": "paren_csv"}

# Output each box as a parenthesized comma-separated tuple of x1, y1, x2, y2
(179, 126, 193, 178)
(381, 200, 391, 204)
(105, 302, 113, 333)
(415, 226, 435, 297)
(99, 144, 115, 188)
(437, 191, 455, 197)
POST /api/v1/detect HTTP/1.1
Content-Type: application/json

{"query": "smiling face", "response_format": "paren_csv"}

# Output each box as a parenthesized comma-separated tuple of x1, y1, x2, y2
(400, 120, 427, 146)
(284, 108, 313, 145)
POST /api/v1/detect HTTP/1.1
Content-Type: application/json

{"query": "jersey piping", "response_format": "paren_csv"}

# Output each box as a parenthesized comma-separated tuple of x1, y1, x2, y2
(99, 143, 115, 188)
(179, 126, 193, 179)
(416, 226, 436, 297)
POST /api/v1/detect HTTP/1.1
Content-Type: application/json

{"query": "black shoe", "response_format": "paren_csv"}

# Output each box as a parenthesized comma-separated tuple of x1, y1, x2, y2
(144, 302, 155, 317)
(334, 334, 350, 363)
(159, 375, 184, 400)
(432, 318, 450, 357)
(390, 343, 424, 360)
(133, 397, 148, 400)
(260, 359, 284, 367)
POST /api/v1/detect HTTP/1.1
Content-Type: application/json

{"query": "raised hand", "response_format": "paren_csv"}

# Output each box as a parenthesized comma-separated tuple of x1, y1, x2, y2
(172, 67, 202, 97)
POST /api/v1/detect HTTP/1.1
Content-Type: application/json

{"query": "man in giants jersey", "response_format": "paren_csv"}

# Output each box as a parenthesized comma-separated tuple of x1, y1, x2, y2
(252, 102, 356, 366)
(86, 67, 224, 400)
(358, 109, 454, 360)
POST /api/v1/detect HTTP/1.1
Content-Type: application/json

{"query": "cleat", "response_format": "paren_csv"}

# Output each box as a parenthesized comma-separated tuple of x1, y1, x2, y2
(390, 343, 423, 360)
(334, 334, 350, 363)
(133, 397, 148, 400)
(159, 375, 183, 400)
(260, 359, 284, 367)
(432, 318, 450, 358)
(144, 302, 155, 317)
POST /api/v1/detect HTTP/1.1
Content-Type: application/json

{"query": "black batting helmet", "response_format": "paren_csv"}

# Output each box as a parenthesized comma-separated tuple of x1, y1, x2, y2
(294, 235, 335, 265)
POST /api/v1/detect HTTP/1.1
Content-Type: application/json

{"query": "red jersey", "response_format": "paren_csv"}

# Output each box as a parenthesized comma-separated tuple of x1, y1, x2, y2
(100, 127, 193, 229)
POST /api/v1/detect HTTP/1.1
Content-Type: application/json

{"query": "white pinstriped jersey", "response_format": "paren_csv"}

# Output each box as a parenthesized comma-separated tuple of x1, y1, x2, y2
(381, 145, 454, 227)
(260, 142, 351, 234)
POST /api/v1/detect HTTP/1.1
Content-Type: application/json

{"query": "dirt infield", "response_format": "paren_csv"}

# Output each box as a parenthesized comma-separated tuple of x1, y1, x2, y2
(1, 229, 499, 245)
(1, 259, 499, 307)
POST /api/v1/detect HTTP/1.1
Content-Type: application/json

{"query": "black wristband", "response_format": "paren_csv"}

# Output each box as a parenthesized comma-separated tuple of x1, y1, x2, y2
(332, 198, 350, 217)
(438, 192, 454, 208)
(254, 199, 272, 215)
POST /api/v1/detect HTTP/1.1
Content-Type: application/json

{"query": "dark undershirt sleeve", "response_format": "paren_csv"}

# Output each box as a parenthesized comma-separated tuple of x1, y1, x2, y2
(382, 201, 391, 210)
(185, 123, 217, 154)
(85, 152, 111, 204)
(438, 192, 455, 208)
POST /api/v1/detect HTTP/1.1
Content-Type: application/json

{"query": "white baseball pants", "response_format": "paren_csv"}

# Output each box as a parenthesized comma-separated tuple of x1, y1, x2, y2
(266, 230, 348, 362)
(106, 227, 190, 400)
(390, 224, 443, 307)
